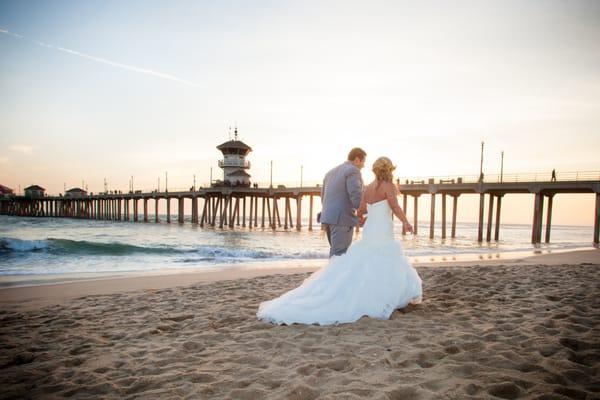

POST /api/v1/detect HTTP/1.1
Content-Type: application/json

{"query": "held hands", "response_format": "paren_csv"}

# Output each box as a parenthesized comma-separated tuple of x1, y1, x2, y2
(403, 222, 414, 234)
(358, 215, 367, 227)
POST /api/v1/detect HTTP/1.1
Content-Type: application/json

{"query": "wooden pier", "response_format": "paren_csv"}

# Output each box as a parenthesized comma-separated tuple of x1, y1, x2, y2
(0, 187, 321, 232)
(1, 176, 599, 244)
(397, 175, 600, 244)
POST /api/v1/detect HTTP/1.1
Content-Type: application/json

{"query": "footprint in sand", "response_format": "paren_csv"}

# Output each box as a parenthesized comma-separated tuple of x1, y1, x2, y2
(182, 341, 205, 352)
(486, 382, 522, 399)
(286, 385, 319, 400)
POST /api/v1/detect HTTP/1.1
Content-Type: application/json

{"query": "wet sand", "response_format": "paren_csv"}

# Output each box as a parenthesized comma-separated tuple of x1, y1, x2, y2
(0, 250, 599, 399)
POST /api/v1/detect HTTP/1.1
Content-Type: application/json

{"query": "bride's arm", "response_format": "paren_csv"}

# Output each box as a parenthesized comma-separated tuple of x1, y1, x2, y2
(384, 182, 412, 230)
(357, 194, 367, 222)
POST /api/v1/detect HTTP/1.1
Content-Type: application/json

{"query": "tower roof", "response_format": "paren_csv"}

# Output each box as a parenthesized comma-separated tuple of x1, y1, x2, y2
(216, 140, 252, 152)
(216, 127, 252, 154)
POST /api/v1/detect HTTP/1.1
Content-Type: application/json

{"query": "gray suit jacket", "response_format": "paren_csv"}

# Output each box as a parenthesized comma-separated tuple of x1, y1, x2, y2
(320, 161, 364, 227)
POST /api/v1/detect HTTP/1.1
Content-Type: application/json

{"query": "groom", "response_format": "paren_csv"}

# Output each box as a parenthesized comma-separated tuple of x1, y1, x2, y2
(320, 147, 366, 257)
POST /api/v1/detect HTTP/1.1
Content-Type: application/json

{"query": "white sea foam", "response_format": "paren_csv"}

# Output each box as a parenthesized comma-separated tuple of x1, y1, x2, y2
(0, 215, 594, 277)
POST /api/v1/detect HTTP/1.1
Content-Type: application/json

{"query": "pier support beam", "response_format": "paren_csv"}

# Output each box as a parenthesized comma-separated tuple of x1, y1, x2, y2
(155, 198, 159, 222)
(254, 196, 258, 227)
(494, 195, 502, 241)
(545, 194, 554, 243)
(133, 199, 138, 222)
(531, 193, 544, 244)
(594, 193, 599, 245)
(229, 197, 239, 228)
(451, 195, 458, 238)
(219, 196, 230, 229)
(402, 194, 408, 235)
(143, 199, 148, 222)
(429, 194, 435, 239)
(192, 197, 198, 224)
(284, 198, 289, 230)
(413, 195, 419, 235)
(441, 194, 447, 239)
(260, 197, 265, 228)
(242, 197, 246, 227)
(308, 195, 314, 231)
(266, 196, 272, 228)
(486, 194, 494, 242)
(166, 198, 171, 223)
(210, 197, 220, 227)
(178, 197, 184, 224)
(477, 193, 485, 242)
(296, 196, 302, 231)
(200, 197, 207, 227)
(248, 196, 254, 229)
(273, 197, 281, 229)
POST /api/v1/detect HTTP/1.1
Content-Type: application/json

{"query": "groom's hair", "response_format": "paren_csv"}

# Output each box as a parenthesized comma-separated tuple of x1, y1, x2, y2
(347, 148, 366, 162)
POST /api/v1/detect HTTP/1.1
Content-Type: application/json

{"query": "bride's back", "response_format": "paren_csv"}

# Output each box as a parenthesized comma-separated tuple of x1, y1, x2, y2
(363, 180, 395, 205)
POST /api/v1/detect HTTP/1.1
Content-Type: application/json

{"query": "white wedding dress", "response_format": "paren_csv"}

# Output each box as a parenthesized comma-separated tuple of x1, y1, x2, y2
(257, 199, 422, 325)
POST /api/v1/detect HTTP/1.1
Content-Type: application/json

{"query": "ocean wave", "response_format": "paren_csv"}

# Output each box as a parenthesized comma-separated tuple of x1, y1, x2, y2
(0, 237, 189, 256)
(0, 237, 328, 261)
(0, 237, 48, 252)
(178, 248, 327, 263)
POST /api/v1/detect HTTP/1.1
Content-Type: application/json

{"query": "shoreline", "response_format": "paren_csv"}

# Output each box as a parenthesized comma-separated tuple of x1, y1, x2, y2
(0, 246, 595, 289)
(0, 248, 598, 312)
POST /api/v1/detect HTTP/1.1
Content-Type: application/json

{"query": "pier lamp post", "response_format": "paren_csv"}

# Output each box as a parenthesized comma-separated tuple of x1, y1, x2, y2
(131, 175, 134, 193)
(193, 174, 196, 191)
(500, 151, 504, 183)
(165, 171, 168, 193)
(479, 141, 484, 182)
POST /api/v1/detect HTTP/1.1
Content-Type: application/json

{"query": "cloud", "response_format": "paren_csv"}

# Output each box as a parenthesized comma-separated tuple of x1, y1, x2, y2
(9, 144, 34, 155)
(0, 156, 9, 165)
(0, 28, 199, 88)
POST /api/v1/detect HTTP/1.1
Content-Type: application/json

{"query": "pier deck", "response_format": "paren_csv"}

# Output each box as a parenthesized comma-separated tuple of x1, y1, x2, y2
(2, 177, 599, 244)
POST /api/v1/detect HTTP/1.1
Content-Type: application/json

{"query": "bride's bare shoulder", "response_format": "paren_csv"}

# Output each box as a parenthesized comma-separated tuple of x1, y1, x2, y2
(378, 180, 395, 190)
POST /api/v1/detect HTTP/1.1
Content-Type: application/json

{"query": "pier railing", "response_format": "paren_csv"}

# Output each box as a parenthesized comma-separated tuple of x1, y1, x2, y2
(398, 170, 600, 185)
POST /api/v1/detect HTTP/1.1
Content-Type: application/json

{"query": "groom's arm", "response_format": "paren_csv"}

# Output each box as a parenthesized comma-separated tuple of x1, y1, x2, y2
(346, 170, 363, 210)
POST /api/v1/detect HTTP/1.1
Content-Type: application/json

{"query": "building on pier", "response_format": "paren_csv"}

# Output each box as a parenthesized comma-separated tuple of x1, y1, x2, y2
(24, 185, 45, 198)
(0, 184, 13, 198)
(216, 128, 252, 187)
(65, 187, 88, 198)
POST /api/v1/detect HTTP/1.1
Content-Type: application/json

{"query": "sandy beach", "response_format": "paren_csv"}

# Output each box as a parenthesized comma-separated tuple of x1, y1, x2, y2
(1, 249, 599, 399)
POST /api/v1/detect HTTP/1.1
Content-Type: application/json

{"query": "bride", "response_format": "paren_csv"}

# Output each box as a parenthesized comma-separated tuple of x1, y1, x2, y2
(257, 157, 422, 325)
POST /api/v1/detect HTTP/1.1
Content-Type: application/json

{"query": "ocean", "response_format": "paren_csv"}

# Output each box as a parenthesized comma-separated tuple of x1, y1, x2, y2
(0, 215, 595, 283)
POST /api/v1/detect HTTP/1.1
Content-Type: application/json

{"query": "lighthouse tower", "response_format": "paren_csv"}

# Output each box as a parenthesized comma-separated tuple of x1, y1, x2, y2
(216, 128, 252, 187)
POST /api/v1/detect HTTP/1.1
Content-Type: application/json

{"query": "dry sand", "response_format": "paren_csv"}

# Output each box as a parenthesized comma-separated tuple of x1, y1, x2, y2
(1, 250, 599, 399)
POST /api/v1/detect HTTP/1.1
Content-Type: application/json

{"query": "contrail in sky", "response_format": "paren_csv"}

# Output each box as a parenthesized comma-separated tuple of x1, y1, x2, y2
(0, 27, 199, 87)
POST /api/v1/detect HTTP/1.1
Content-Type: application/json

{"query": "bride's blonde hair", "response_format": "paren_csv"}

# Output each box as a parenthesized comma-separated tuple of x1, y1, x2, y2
(372, 157, 396, 184)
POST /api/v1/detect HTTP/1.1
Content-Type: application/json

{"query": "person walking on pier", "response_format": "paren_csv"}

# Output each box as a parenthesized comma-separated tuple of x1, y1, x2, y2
(551, 169, 557, 182)
(318, 147, 366, 257)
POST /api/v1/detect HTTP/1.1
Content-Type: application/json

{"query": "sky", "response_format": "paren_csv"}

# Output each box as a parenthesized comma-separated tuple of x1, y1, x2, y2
(1, 0, 599, 225)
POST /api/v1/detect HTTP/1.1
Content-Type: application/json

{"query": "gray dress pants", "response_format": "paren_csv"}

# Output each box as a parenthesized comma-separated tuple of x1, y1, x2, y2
(324, 224, 354, 257)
